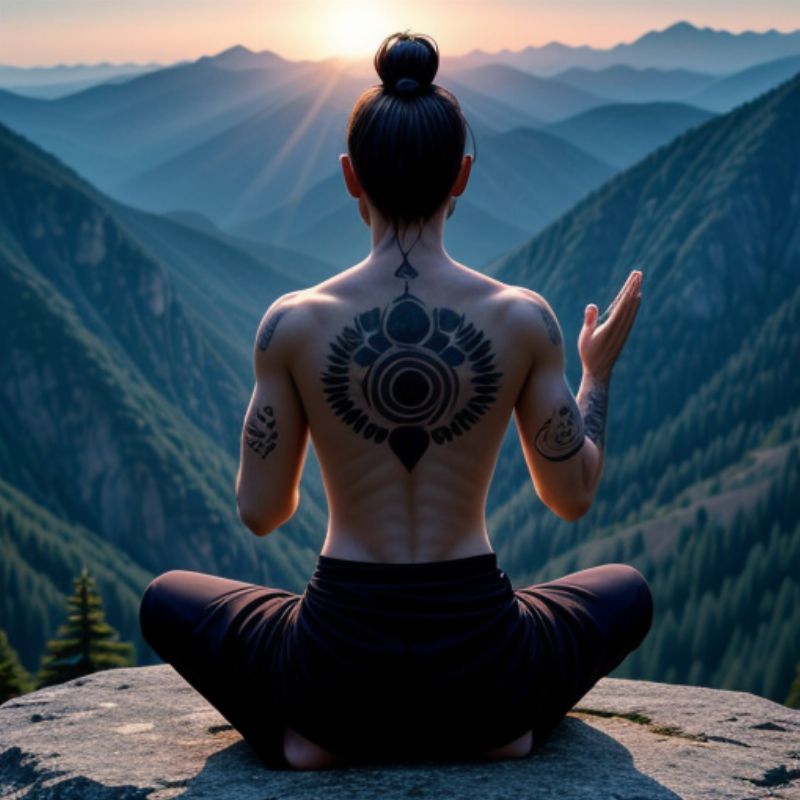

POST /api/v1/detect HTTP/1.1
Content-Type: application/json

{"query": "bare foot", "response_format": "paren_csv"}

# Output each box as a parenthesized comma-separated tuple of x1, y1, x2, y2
(480, 728, 534, 760)
(283, 724, 343, 770)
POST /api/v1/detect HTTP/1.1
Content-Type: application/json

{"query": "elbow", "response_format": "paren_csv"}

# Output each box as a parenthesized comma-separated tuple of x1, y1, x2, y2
(236, 492, 299, 537)
(560, 495, 592, 522)
(559, 502, 591, 522)
(237, 505, 276, 537)
(544, 493, 592, 522)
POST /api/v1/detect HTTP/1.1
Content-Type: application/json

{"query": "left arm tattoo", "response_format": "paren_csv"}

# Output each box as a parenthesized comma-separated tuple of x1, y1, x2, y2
(577, 375, 609, 450)
(534, 395, 585, 461)
(245, 404, 278, 458)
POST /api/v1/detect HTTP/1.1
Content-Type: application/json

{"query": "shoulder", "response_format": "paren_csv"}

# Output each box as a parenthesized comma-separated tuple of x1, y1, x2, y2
(253, 286, 340, 357)
(492, 284, 564, 350)
(450, 264, 556, 326)
(253, 290, 315, 355)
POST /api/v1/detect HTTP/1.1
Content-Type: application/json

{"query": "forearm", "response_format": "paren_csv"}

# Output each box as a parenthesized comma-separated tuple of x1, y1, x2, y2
(576, 370, 610, 500)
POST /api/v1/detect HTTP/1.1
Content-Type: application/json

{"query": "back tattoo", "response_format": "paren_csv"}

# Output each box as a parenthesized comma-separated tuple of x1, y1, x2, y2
(320, 234, 502, 471)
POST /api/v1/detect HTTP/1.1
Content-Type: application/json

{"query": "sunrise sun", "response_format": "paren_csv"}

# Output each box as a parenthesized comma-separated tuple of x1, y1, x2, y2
(323, 2, 395, 56)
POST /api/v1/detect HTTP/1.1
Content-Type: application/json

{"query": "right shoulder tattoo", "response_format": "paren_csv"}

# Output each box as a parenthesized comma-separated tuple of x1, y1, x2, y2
(538, 304, 561, 347)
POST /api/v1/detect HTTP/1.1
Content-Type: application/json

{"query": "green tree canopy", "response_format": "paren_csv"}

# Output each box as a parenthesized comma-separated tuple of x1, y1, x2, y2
(0, 628, 33, 703)
(36, 566, 136, 688)
(786, 662, 800, 709)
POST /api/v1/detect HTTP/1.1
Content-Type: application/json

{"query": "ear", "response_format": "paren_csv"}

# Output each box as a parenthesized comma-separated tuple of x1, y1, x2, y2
(450, 154, 473, 197)
(340, 153, 362, 198)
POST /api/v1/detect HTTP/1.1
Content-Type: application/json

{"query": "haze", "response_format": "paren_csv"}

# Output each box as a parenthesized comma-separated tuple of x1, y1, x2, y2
(2, 0, 798, 66)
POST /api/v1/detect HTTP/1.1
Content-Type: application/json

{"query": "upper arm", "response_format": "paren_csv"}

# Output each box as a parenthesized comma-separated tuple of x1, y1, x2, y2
(236, 294, 309, 535)
(512, 290, 598, 521)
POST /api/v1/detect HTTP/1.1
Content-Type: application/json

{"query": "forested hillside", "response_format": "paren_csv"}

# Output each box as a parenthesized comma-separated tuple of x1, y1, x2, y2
(0, 122, 327, 671)
(488, 71, 800, 701)
(1, 62, 797, 704)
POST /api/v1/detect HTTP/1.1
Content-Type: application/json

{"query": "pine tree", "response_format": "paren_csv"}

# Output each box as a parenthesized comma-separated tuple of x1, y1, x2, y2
(0, 628, 33, 703)
(35, 566, 135, 688)
(786, 662, 800, 709)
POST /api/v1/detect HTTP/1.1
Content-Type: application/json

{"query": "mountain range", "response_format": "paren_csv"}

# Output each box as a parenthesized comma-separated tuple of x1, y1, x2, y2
(0, 28, 798, 702)
(1, 23, 799, 271)
(447, 21, 800, 74)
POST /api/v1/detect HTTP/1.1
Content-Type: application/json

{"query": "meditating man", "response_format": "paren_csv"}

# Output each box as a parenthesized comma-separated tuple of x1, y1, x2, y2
(139, 30, 652, 771)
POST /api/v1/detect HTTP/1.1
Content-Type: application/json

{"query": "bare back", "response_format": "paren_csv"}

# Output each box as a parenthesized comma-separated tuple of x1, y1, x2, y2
(296, 258, 533, 562)
(235, 248, 601, 563)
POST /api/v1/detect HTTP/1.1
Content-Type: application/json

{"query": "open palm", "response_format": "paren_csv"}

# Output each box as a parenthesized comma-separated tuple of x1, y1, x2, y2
(578, 270, 643, 382)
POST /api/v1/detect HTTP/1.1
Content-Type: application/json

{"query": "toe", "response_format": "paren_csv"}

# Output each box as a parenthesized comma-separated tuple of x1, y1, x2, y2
(283, 724, 341, 770)
(480, 728, 533, 760)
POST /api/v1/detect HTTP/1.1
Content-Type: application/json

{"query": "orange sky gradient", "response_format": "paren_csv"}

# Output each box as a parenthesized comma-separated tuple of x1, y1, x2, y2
(1, 0, 798, 67)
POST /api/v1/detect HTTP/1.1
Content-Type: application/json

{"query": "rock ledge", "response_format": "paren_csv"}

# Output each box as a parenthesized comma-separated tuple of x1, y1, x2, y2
(1, 665, 799, 799)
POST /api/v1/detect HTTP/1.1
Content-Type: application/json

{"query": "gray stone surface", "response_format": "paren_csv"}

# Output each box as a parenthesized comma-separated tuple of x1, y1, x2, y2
(1, 664, 798, 799)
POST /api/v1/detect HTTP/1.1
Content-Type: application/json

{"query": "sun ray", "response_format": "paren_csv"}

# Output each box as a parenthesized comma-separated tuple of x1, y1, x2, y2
(228, 57, 350, 222)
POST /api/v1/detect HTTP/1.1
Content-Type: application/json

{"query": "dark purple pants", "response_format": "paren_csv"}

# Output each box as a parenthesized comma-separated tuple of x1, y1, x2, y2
(139, 553, 653, 769)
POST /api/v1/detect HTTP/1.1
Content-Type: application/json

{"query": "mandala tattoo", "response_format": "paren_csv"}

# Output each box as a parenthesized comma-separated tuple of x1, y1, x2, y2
(257, 307, 287, 351)
(320, 284, 502, 471)
(534, 397, 585, 461)
(245, 404, 278, 458)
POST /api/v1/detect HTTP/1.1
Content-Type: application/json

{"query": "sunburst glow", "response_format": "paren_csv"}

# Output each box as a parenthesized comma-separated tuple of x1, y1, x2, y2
(323, 2, 395, 57)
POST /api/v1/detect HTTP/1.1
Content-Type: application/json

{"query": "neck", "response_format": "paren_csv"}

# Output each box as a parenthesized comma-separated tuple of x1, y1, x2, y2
(367, 206, 450, 269)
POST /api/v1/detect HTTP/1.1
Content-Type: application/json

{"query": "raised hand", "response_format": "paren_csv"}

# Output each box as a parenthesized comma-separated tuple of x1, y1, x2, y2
(578, 270, 643, 382)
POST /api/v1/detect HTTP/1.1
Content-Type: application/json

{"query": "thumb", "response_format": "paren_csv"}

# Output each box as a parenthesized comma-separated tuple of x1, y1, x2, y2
(584, 304, 598, 329)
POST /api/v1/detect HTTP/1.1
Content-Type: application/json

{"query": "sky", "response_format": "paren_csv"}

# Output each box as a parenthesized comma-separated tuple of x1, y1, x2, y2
(1, 0, 798, 67)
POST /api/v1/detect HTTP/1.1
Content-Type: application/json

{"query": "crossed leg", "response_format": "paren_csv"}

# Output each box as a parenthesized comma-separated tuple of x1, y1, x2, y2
(282, 563, 653, 770)
(140, 569, 302, 769)
(142, 563, 652, 771)
(139, 569, 514, 772)
(514, 562, 654, 744)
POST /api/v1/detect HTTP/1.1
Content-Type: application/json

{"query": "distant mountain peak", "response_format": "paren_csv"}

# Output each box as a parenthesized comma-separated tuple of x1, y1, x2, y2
(205, 44, 288, 70)
(648, 19, 799, 41)
(216, 44, 253, 57)
(663, 20, 699, 33)
(636, 20, 710, 42)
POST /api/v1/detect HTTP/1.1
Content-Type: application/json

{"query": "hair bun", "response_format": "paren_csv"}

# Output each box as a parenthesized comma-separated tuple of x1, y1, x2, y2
(374, 31, 438, 96)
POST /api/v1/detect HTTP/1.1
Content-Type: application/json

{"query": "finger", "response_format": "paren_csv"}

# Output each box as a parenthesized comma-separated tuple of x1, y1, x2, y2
(613, 284, 641, 331)
(609, 275, 631, 310)
(620, 269, 640, 296)
(606, 313, 637, 357)
(580, 306, 599, 351)
(584, 303, 598, 330)
(598, 291, 623, 325)
(599, 270, 640, 324)
(605, 293, 641, 352)
(602, 283, 639, 340)
(603, 274, 638, 327)
(607, 273, 642, 332)
(597, 298, 616, 324)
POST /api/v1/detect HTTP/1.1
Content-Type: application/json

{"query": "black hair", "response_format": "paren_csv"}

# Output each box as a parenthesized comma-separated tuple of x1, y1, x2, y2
(345, 30, 477, 238)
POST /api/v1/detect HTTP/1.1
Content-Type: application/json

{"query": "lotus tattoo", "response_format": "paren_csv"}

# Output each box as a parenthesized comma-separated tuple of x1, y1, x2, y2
(321, 286, 502, 471)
